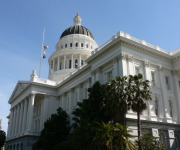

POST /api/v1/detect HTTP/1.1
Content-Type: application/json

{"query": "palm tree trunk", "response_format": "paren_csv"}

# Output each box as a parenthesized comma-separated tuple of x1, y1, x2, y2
(137, 110, 141, 150)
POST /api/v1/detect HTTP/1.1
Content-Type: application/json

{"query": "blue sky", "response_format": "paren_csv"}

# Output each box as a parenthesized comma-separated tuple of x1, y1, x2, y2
(0, 0, 180, 132)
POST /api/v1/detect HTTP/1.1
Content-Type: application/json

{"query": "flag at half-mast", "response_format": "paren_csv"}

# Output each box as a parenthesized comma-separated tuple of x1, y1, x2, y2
(43, 45, 49, 58)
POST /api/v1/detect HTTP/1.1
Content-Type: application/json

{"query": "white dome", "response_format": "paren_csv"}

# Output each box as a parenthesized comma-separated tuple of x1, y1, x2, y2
(48, 14, 98, 81)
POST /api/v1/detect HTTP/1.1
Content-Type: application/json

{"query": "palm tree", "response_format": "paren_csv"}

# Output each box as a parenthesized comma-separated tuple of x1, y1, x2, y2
(128, 74, 152, 150)
(103, 76, 130, 125)
(94, 121, 135, 150)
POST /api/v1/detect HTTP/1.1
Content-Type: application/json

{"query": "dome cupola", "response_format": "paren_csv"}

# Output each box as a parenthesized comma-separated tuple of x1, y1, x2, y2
(73, 13, 81, 25)
(60, 13, 94, 39)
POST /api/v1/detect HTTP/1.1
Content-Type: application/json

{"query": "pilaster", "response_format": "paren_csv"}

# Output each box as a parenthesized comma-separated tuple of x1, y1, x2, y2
(113, 57, 118, 77)
(171, 71, 179, 122)
(119, 53, 127, 76)
(158, 66, 171, 122)
(95, 68, 101, 82)
(57, 56, 60, 71)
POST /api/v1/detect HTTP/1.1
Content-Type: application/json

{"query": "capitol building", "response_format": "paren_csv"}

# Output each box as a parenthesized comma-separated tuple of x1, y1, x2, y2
(5, 14, 180, 150)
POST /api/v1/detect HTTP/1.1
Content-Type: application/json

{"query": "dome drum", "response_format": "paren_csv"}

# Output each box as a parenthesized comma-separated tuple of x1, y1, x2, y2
(49, 13, 98, 81)
(56, 34, 97, 51)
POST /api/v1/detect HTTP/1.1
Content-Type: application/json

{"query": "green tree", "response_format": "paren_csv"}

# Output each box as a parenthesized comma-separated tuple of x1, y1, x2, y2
(136, 133, 166, 150)
(128, 74, 152, 149)
(38, 107, 70, 150)
(103, 76, 130, 125)
(94, 121, 135, 150)
(72, 81, 107, 150)
(0, 130, 6, 150)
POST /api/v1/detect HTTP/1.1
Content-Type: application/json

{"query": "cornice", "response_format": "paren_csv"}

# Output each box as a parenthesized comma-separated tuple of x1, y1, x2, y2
(86, 33, 173, 64)
(9, 81, 56, 104)
(48, 49, 91, 63)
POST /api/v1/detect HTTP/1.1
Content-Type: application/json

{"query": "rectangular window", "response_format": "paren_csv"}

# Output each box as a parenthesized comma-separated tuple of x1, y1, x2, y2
(169, 100, 173, 117)
(165, 76, 170, 90)
(154, 97, 158, 116)
(81, 43, 83, 47)
(86, 44, 88, 48)
(135, 67, 139, 75)
(70, 43, 72, 47)
(107, 71, 112, 82)
(151, 72, 155, 86)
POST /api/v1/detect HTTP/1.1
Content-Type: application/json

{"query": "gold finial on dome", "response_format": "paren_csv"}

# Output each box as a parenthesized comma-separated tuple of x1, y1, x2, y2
(73, 13, 82, 25)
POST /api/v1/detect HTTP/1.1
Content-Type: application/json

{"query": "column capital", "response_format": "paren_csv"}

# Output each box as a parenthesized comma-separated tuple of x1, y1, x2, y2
(143, 60, 150, 67)
(119, 52, 127, 60)
(127, 55, 134, 61)
(158, 64, 163, 71)
(30, 92, 37, 97)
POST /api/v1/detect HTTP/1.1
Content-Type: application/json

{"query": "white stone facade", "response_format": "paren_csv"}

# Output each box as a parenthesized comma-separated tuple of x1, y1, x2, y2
(5, 15, 180, 150)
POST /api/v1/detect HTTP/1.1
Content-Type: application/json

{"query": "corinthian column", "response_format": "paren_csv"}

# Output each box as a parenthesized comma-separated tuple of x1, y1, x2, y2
(18, 101, 24, 135)
(22, 99, 28, 134)
(26, 93, 36, 134)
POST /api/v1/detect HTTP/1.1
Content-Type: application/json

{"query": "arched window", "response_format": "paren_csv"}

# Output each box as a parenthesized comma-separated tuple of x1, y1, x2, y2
(81, 60, 83, 65)
(75, 59, 78, 68)
(59, 62, 62, 70)
(75, 42, 78, 47)
(154, 97, 158, 116)
(51, 61, 53, 72)
(69, 59, 72, 68)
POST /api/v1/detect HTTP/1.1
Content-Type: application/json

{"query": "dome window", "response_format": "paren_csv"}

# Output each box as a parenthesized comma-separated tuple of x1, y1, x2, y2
(65, 44, 67, 48)
(70, 43, 72, 47)
(59, 62, 62, 70)
(75, 59, 78, 68)
(81, 60, 83, 65)
(81, 43, 83, 47)
(69, 60, 72, 68)
(75, 42, 78, 47)
(86, 44, 88, 48)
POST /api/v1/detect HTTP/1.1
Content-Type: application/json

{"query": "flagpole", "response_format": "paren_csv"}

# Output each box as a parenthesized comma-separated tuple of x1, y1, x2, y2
(39, 27, 45, 78)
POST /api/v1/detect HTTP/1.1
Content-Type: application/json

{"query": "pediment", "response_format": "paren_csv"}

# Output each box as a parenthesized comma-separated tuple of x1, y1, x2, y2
(9, 81, 30, 102)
